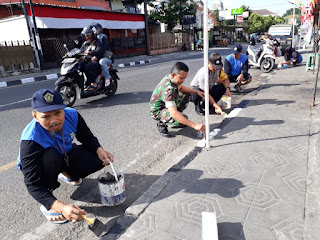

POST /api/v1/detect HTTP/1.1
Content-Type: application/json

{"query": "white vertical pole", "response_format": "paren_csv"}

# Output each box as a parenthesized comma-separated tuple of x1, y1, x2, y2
(203, 0, 210, 148)
(292, 1, 296, 48)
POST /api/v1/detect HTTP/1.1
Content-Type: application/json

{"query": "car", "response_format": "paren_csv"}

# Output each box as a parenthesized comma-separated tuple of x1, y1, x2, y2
(268, 24, 299, 51)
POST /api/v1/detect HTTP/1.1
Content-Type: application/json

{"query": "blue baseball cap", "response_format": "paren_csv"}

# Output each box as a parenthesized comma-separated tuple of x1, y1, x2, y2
(233, 45, 243, 54)
(31, 89, 66, 112)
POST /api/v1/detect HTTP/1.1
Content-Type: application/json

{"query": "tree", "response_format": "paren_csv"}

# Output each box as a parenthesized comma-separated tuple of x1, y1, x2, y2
(282, 8, 301, 18)
(248, 13, 285, 34)
(148, 0, 196, 31)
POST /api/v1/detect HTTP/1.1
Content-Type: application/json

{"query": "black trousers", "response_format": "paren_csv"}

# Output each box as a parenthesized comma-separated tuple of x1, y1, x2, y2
(41, 145, 104, 190)
(79, 60, 101, 87)
(191, 84, 226, 107)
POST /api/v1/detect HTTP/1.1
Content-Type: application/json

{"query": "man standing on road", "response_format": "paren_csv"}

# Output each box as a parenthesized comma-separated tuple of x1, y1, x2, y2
(17, 89, 114, 224)
(149, 62, 206, 137)
(190, 52, 231, 115)
(224, 45, 252, 93)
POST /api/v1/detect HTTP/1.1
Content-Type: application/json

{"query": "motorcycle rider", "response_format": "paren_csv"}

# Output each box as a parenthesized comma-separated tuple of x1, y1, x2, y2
(224, 45, 252, 93)
(91, 22, 113, 87)
(79, 25, 104, 91)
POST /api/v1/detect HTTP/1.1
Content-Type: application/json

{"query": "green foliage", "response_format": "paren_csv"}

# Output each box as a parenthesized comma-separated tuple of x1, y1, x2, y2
(148, 0, 196, 31)
(240, 5, 252, 15)
(282, 8, 301, 17)
(248, 13, 285, 33)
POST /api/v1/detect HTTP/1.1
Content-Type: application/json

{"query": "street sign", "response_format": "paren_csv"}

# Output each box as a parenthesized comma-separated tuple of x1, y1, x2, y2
(231, 8, 243, 15)
(237, 15, 243, 23)
(181, 15, 196, 25)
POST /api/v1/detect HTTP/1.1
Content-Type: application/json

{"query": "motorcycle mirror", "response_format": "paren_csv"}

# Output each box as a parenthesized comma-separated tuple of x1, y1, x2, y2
(63, 44, 68, 51)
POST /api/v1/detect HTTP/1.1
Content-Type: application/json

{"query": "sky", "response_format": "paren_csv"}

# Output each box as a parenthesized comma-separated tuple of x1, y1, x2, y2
(208, 0, 303, 16)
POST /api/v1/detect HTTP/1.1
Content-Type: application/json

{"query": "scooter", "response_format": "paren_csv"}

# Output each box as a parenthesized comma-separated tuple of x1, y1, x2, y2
(55, 45, 119, 107)
(246, 38, 276, 73)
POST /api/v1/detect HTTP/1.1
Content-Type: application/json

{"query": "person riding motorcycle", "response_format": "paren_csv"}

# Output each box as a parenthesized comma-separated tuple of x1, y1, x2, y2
(79, 25, 104, 91)
(91, 22, 113, 87)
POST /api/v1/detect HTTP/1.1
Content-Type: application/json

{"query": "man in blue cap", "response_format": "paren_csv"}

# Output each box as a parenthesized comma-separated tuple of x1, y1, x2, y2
(224, 44, 252, 93)
(18, 89, 114, 224)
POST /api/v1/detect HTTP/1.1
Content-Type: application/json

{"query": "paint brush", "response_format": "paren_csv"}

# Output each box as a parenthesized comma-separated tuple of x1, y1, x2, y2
(81, 214, 106, 237)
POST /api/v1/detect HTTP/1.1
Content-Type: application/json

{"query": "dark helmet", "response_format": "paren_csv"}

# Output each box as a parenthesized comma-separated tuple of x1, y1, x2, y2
(81, 25, 96, 39)
(91, 22, 103, 35)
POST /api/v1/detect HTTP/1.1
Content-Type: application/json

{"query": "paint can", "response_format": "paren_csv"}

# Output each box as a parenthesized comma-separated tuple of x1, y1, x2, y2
(221, 96, 231, 109)
(97, 162, 126, 206)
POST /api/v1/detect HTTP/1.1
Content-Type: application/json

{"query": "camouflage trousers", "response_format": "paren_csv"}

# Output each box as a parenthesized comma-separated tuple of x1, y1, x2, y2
(150, 93, 190, 128)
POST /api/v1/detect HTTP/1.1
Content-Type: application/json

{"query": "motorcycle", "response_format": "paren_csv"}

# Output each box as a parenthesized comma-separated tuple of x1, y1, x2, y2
(55, 45, 119, 107)
(246, 38, 276, 73)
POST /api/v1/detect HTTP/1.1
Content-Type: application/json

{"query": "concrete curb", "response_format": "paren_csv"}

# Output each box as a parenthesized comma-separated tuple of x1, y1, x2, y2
(118, 59, 151, 68)
(0, 59, 151, 88)
(0, 73, 61, 88)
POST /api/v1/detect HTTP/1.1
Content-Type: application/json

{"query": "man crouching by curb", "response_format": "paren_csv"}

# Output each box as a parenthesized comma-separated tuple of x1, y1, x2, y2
(149, 62, 209, 137)
(17, 89, 114, 224)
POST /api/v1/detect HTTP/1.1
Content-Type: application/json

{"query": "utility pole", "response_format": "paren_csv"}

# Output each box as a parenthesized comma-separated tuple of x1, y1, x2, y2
(21, 0, 40, 69)
(203, 0, 210, 148)
(29, 0, 45, 69)
(292, 0, 296, 48)
(144, 0, 150, 55)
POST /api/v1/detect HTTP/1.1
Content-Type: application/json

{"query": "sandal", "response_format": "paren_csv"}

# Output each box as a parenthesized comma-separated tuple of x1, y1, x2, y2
(58, 173, 82, 186)
(40, 205, 68, 224)
(85, 84, 98, 91)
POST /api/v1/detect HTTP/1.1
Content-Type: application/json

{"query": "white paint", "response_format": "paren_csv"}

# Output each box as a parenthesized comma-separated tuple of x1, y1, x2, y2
(0, 98, 32, 108)
(195, 106, 243, 147)
(139, 60, 145, 64)
(35, 17, 145, 30)
(46, 74, 59, 80)
(226, 107, 242, 118)
(0, 16, 30, 41)
(130, 62, 135, 66)
(118, 64, 125, 68)
(21, 77, 35, 84)
(202, 212, 219, 240)
(0, 82, 8, 88)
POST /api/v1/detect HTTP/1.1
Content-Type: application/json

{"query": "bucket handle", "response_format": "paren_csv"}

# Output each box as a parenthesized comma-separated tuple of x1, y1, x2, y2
(105, 161, 119, 182)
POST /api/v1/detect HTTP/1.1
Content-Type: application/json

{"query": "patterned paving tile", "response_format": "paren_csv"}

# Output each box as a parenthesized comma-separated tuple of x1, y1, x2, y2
(235, 182, 281, 210)
(271, 217, 304, 240)
(282, 172, 307, 195)
(119, 212, 157, 240)
(174, 194, 223, 226)
(250, 152, 288, 169)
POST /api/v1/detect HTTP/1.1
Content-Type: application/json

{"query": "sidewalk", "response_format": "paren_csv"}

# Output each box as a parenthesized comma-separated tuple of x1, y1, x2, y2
(103, 54, 320, 239)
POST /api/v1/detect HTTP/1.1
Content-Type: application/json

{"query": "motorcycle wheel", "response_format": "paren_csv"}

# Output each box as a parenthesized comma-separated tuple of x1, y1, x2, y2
(105, 78, 118, 96)
(260, 57, 275, 73)
(55, 83, 77, 107)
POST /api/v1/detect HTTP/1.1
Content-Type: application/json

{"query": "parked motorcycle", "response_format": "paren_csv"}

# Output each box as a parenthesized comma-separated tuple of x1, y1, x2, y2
(55, 46, 119, 107)
(246, 38, 276, 73)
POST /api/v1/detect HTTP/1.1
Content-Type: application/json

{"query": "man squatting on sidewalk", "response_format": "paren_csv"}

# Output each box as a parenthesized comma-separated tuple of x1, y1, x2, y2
(190, 52, 232, 116)
(149, 62, 222, 137)
(17, 89, 114, 223)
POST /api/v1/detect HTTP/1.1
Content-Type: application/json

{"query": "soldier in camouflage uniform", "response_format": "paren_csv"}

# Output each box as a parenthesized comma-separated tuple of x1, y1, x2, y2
(149, 62, 206, 137)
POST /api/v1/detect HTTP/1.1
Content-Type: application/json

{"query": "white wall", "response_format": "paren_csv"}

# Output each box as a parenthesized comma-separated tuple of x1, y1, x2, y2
(0, 16, 30, 42)
(110, 0, 123, 11)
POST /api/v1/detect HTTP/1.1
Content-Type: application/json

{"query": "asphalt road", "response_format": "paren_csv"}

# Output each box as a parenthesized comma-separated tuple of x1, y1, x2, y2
(0, 48, 271, 239)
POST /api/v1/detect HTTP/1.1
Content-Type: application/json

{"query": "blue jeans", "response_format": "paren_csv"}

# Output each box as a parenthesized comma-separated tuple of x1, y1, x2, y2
(99, 58, 112, 79)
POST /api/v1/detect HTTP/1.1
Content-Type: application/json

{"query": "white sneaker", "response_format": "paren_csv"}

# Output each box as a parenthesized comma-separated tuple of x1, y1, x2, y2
(105, 78, 110, 87)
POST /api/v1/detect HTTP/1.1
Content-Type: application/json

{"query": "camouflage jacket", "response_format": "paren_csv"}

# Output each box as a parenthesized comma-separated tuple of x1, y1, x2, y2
(149, 74, 180, 113)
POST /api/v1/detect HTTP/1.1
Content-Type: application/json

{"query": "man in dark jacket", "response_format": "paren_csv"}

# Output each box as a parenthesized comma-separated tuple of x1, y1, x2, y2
(80, 26, 104, 90)
(18, 89, 114, 223)
(224, 45, 252, 93)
